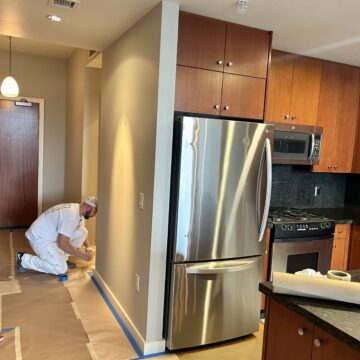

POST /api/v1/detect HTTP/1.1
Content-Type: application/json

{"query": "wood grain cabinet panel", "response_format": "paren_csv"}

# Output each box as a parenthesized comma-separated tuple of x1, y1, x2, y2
(311, 327, 359, 360)
(331, 224, 350, 271)
(175, 12, 271, 119)
(177, 12, 226, 72)
(224, 23, 270, 78)
(265, 50, 322, 126)
(348, 225, 360, 270)
(175, 66, 223, 115)
(314, 64, 360, 173)
(221, 73, 266, 118)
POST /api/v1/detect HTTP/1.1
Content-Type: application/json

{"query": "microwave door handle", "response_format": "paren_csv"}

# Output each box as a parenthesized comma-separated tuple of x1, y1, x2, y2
(258, 138, 272, 243)
(309, 133, 315, 159)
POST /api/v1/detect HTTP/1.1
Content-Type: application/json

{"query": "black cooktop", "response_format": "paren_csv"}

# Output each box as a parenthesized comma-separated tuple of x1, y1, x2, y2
(268, 208, 329, 223)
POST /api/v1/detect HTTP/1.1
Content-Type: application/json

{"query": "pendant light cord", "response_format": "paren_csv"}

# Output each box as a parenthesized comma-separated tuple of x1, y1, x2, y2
(9, 36, 12, 76)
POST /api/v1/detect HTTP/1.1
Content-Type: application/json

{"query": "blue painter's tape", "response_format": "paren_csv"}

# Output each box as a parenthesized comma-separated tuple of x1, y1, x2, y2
(1, 327, 16, 332)
(88, 272, 169, 359)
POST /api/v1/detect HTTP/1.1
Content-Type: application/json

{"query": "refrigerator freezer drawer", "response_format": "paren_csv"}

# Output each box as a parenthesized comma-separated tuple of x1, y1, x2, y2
(166, 256, 262, 350)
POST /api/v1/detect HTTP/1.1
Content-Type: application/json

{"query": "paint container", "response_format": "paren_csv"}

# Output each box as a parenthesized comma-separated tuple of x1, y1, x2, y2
(58, 274, 68, 282)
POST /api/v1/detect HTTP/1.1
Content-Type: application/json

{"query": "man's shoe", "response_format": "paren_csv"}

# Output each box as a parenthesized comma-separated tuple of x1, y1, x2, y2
(16, 252, 27, 272)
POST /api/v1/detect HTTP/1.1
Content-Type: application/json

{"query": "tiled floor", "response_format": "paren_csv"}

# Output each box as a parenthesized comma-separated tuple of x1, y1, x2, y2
(0, 229, 263, 359)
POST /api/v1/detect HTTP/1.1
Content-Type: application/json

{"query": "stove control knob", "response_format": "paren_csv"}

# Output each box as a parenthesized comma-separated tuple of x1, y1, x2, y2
(325, 222, 330, 228)
(320, 223, 325, 229)
(282, 225, 287, 230)
(288, 225, 293, 231)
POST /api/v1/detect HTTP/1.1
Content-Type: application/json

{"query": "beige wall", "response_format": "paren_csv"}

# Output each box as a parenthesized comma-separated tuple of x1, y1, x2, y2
(82, 68, 101, 245)
(65, 49, 89, 203)
(0, 49, 67, 210)
(95, 1, 178, 353)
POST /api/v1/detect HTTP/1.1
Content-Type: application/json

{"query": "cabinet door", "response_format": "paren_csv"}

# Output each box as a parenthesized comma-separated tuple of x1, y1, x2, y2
(221, 73, 266, 119)
(348, 225, 360, 270)
(332, 65, 360, 173)
(177, 12, 226, 72)
(264, 50, 294, 123)
(312, 326, 359, 360)
(264, 298, 313, 360)
(290, 55, 322, 125)
(331, 238, 346, 271)
(175, 66, 222, 115)
(224, 24, 270, 78)
(313, 61, 341, 173)
(261, 228, 271, 311)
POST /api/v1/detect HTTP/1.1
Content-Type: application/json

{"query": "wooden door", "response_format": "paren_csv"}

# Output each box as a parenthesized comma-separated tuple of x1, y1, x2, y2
(224, 23, 270, 78)
(264, 298, 313, 360)
(177, 12, 226, 72)
(0, 100, 39, 227)
(290, 55, 322, 125)
(264, 50, 294, 123)
(313, 61, 341, 173)
(221, 73, 266, 119)
(312, 326, 359, 360)
(332, 65, 360, 173)
(175, 65, 222, 115)
(331, 224, 350, 271)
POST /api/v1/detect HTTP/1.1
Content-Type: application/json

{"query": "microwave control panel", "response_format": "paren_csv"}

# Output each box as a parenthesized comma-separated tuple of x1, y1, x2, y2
(310, 135, 321, 160)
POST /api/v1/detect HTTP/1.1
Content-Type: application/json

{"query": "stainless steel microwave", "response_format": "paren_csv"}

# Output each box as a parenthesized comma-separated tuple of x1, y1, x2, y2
(271, 123, 322, 165)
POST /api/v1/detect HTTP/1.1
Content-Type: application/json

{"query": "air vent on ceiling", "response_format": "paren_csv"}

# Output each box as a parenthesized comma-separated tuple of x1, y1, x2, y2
(49, 0, 80, 9)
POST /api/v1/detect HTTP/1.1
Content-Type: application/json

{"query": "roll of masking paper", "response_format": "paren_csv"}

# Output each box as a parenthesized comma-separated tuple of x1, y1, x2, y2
(327, 270, 351, 282)
(272, 271, 360, 305)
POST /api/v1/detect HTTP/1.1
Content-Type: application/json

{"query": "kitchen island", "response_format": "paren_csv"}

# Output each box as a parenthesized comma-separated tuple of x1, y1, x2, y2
(260, 270, 360, 359)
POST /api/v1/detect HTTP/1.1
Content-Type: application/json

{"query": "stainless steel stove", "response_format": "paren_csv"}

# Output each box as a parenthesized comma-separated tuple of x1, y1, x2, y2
(267, 208, 335, 277)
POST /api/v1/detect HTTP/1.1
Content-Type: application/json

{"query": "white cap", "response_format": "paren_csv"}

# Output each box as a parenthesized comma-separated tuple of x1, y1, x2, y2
(84, 197, 98, 209)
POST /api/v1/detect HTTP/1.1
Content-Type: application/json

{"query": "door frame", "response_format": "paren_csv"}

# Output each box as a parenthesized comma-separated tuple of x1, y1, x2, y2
(0, 96, 44, 216)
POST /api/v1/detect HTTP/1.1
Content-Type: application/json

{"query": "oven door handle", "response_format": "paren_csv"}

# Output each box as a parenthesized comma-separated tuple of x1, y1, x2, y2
(258, 138, 272, 242)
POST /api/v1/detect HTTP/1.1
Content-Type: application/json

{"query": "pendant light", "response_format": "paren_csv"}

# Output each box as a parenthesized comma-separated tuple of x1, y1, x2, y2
(1, 36, 20, 98)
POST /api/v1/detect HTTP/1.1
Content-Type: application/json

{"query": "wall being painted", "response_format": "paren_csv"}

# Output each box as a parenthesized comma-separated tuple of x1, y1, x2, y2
(65, 49, 89, 203)
(0, 50, 67, 210)
(95, 1, 178, 354)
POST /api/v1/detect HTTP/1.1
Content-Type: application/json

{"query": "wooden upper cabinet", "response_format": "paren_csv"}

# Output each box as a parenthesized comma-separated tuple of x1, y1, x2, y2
(224, 23, 270, 78)
(265, 50, 322, 126)
(221, 73, 266, 118)
(265, 50, 294, 123)
(175, 66, 222, 115)
(290, 55, 322, 125)
(313, 62, 341, 173)
(332, 65, 360, 173)
(177, 12, 226, 71)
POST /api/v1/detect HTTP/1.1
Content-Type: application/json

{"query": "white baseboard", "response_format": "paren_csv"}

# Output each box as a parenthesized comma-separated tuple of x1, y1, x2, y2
(91, 270, 165, 356)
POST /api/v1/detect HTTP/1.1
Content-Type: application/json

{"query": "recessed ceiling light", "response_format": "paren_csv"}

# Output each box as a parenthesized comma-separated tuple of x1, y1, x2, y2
(46, 14, 62, 22)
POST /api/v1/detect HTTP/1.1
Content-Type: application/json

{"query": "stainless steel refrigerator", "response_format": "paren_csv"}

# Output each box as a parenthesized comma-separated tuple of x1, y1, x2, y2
(164, 116, 274, 350)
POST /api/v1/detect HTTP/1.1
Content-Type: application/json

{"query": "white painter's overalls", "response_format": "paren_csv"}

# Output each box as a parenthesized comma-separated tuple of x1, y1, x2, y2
(22, 226, 88, 275)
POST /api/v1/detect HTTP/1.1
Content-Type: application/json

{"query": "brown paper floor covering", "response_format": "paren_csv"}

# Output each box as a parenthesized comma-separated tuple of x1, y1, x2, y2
(0, 229, 263, 360)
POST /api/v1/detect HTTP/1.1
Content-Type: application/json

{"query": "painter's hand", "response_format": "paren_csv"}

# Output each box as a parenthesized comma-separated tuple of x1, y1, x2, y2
(81, 252, 93, 262)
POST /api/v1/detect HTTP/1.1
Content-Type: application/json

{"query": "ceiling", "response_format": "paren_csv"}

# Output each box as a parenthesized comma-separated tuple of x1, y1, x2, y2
(0, 0, 360, 66)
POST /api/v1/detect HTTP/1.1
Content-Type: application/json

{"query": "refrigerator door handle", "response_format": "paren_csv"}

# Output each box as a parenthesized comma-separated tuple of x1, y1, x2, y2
(257, 138, 272, 242)
(186, 260, 256, 274)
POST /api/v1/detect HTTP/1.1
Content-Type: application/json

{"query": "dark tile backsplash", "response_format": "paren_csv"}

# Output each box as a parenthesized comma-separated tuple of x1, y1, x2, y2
(345, 174, 360, 206)
(271, 165, 346, 209)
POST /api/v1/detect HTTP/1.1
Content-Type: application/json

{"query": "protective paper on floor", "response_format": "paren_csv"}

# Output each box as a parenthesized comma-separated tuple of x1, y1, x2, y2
(1, 229, 137, 360)
(0, 230, 12, 281)
(272, 271, 360, 304)
(0, 328, 16, 360)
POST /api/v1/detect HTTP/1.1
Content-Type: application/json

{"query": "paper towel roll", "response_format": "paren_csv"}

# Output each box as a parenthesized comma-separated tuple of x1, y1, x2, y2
(327, 270, 351, 282)
(272, 271, 360, 305)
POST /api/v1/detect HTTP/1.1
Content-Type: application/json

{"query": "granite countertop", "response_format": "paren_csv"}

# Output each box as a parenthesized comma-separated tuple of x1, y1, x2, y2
(259, 270, 360, 352)
(309, 206, 360, 225)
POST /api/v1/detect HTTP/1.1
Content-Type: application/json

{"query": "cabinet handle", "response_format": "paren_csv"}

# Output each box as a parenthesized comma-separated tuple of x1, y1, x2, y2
(328, 165, 332, 169)
(216, 60, 223, 65)
(214, 104, 220, 110)
(284, 114, 290, 119)
(334, 165, 338, 169)
(227, 61, 234, 67)
(297, 328, 305, 336)
(223, 105, 230, 111)
(338, 230, 342, 234)
(314, 338, 321, 348)
(291, 115, 297, 120)
(333, 244, 337, 248)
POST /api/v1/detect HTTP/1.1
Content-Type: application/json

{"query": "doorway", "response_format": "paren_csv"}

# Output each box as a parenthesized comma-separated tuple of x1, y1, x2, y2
(0, 98, 43, 228)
